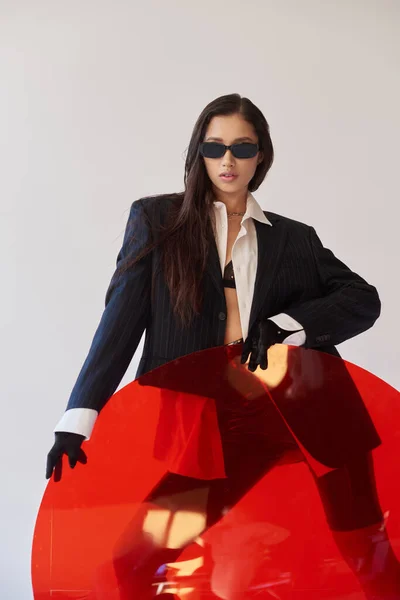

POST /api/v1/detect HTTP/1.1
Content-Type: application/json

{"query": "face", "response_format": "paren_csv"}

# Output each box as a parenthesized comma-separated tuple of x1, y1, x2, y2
(202, 113, 263, 199)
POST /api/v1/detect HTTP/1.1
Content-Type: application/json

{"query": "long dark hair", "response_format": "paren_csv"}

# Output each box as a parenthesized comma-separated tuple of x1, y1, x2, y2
(119, 93, 274, 326)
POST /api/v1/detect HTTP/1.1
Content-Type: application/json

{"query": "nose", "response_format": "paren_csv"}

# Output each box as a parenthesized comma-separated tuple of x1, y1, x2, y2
(222, 147, 235, 164)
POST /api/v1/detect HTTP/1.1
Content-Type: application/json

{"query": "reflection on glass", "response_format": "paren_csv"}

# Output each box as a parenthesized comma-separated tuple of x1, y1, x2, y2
(33, 345, 400, 599)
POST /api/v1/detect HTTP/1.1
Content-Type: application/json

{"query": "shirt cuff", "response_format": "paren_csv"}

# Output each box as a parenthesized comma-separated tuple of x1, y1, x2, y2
(269, 313, 306, 346)
(54, 408, 98, 440)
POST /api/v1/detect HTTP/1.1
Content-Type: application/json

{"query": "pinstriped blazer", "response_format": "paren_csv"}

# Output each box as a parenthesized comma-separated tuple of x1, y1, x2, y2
(64, 194, 381, 419)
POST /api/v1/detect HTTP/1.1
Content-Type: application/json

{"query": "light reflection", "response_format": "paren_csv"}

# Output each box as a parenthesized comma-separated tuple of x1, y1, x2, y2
(143, 507, 207, 549)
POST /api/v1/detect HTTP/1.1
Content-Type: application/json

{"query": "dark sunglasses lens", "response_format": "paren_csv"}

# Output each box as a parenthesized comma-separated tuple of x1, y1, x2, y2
(200, 142, 259, 159)
(200, 142, 225, 158)
(232, 143, 258, 158)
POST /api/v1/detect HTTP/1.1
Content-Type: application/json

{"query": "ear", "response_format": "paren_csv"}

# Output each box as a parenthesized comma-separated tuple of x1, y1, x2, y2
(257, 151, 264, 165)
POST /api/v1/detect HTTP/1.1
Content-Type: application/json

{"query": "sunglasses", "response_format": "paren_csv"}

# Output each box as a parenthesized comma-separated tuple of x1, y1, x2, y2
(199, 141, 259, 159)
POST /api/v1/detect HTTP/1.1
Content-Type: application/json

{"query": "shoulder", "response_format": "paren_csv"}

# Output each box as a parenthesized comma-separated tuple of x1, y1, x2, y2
(265, 210, 313, 234)
(124, 193, 183, 232)
(133, 193, 183, 216)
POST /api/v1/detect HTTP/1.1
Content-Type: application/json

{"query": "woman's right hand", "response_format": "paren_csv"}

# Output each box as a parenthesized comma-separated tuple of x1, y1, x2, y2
(46, 432, 87, 481)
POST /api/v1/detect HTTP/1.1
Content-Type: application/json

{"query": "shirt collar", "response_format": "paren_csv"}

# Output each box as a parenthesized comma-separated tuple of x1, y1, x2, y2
(213, 191, 273, 226)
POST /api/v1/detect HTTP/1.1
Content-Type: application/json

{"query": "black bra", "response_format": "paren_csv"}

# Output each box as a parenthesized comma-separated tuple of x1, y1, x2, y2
(223, 260, 236, 289)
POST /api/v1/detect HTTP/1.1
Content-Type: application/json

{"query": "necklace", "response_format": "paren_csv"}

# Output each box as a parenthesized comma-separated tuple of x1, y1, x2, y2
(227, 211, 245, 218)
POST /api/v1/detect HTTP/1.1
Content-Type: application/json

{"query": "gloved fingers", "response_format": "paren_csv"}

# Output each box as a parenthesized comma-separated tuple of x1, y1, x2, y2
(45, 434, 86, 480)
(78, 448, 87, 465)
(53, 458, 63, 483)
(258, 345, 268, 370)
(248, 360, 257, 372)
(45, 455, 54, 480)
(68, 447, 87, 469)
(248, 337, 260, 372)
(240, 337, 252, 364)
(46, 448, 62, 479)
(242, 322, 263, 365)
(248, 346, 259, 372)
(248, 343, 269, 372)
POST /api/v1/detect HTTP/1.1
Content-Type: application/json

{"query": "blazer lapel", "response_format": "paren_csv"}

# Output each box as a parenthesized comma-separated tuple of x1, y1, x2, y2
(205, 213, 289, 324)
(248, 215, 288, 335)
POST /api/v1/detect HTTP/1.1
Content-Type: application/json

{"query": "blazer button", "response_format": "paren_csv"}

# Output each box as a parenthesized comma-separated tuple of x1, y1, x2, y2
(218, 311, 227, 321)
(316, 334, 330, 342)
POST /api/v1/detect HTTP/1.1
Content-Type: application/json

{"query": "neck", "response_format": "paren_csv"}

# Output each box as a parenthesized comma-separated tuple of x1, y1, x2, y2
(212, 187, 249, 214)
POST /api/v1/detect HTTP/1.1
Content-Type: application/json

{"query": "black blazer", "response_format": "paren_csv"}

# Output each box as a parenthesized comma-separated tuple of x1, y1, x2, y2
(64, 194, 381, 418)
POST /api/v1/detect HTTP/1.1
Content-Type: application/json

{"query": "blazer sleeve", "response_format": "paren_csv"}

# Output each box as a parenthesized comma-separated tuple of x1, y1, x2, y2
(61, 199, 152, 415)
(284, 225, 381, 348)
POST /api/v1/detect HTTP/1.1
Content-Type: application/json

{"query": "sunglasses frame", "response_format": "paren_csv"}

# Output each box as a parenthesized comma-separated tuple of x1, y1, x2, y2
(199, 141, 259, 159)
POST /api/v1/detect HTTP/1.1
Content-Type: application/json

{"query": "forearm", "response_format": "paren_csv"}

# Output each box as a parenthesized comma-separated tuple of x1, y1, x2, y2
(284, 281, 380, 348)
(55, 199, 152, 435)
(54, 278, 150, 440)
(283, 225, 381, 348)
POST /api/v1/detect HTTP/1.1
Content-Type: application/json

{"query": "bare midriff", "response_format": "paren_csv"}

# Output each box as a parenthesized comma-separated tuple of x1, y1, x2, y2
(223, 217, 243, 345)
(224, 288, 243, 344)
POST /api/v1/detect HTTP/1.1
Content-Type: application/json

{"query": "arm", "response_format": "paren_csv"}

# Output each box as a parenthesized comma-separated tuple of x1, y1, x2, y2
(282, 225, 381, 348)
(54, 199, 152, 439)
(242, 225, 380, 371)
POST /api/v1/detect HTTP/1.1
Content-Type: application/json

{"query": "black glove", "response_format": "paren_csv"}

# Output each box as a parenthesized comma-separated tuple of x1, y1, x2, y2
(46, 431, 87, 481)
(241, 319, 303, 372)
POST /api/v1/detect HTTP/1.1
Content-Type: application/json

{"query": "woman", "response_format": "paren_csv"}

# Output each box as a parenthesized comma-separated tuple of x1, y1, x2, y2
(46, 94, 398, 598)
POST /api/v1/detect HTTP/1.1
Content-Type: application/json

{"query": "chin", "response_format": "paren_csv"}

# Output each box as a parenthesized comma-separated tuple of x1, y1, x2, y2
(213, 179, 243, 192)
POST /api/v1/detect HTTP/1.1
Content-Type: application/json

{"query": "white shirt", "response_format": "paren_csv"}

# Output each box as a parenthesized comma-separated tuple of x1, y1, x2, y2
(213, 192, 305, 343)
(54, 192, 305, 440)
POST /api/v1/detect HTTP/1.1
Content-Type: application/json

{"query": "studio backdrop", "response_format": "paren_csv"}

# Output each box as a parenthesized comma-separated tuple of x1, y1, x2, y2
(0, 1, 399, 597)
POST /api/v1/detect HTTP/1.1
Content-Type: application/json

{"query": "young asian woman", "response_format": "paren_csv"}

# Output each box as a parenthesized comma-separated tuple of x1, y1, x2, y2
(46, 94, 399, 599)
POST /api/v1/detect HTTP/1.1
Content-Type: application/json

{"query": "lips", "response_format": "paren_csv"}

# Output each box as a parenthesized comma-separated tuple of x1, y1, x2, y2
(219, 173, 237, 178)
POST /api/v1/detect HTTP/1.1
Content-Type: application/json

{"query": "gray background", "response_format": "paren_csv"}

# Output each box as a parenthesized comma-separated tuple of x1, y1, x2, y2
(1, 1, 399, 597)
